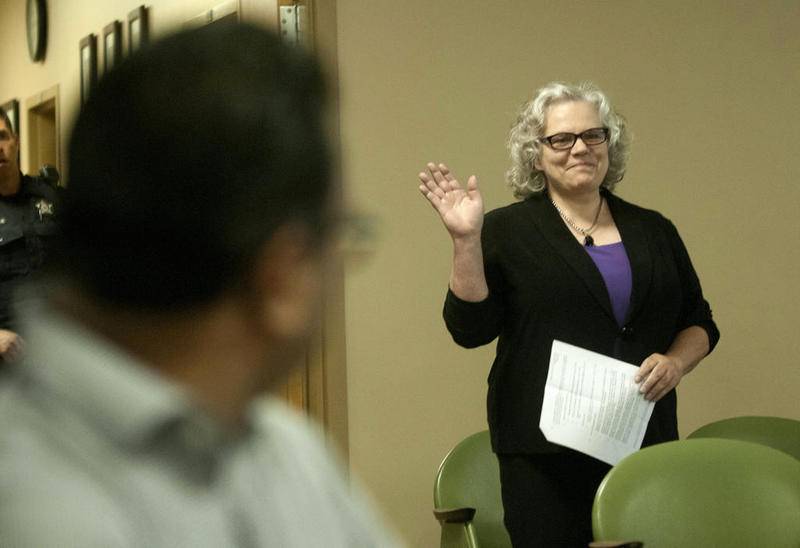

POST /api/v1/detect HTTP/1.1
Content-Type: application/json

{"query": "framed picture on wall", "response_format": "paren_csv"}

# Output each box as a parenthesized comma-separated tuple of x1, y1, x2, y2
(79, 34, 98, 105)
(128, 6, 150, 54)
(1, 99, 20, 138)
(103, 21, 122, 73)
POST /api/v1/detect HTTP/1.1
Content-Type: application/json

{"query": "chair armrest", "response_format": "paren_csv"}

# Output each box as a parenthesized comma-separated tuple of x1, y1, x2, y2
(588, 541, 644, 548)
(433, 507, 476, 524)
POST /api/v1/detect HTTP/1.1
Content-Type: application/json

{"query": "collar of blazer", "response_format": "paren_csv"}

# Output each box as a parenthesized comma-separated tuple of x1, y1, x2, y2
(522, 189, 653, 327)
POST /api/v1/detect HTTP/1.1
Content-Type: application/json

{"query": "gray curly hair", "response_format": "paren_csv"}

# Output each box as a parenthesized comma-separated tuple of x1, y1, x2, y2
(506, 81, 631, 199)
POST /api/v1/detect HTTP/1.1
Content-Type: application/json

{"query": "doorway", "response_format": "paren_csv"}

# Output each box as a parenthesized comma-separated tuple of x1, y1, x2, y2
(25, 85, 60, 177)
(187, 2, 340, 443)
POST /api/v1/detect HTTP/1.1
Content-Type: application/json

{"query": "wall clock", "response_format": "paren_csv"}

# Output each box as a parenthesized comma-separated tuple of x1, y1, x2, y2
(26, 0, 47, 62)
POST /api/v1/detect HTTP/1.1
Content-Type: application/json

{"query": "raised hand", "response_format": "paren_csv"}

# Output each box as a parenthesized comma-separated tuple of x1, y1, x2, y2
(418, 162, 484, 240)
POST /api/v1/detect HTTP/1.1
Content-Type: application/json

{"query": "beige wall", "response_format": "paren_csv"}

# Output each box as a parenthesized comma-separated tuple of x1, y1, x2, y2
(0, 0, 229, 174)
(3, 1, 800, 546)
(336, 0, 800, 545)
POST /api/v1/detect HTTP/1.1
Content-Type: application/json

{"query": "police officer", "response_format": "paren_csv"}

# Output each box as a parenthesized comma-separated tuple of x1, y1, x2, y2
(0, 107, 59, 362)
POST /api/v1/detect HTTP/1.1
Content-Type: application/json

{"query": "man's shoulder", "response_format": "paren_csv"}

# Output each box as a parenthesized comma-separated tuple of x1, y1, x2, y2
(21, 172, 60, 200)
(251, 397, 337, 465)
(0, 380, 93, 478)
(0, 385, 130, 546)
(251, 397, 403, 546)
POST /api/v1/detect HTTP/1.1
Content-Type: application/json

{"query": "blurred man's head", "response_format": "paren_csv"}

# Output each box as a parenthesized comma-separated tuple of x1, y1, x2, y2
(59, 23, 332, 393)
(63, 22, 331, 308)
(0, 109, 20, 183)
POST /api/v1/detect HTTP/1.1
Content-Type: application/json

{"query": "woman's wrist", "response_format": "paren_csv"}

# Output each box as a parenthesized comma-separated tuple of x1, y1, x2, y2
(452, 233, 482, 251)
(666, 353, 689, 376)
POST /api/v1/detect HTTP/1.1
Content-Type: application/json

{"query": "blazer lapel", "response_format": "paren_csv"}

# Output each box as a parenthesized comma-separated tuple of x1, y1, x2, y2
(523, 193, 616, 323)
(606, 193, 653, 325)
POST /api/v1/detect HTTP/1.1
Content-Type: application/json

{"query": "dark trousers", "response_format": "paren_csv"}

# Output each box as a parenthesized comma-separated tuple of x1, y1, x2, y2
(497, 451, 611, 547)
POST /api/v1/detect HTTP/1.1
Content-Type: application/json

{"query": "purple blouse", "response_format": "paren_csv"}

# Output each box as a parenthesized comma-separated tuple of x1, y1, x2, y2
(584, 241, 632, 327)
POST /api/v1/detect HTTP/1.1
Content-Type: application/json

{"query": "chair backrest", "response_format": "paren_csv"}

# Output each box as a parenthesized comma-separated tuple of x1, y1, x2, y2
(687, 415, 800, 460)
(592, 438, 800, 547)
(434, 431, 511, 548)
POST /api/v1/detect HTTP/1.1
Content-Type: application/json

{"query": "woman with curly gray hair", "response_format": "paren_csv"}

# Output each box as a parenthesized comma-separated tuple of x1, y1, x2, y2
(418, 82, 719, 546)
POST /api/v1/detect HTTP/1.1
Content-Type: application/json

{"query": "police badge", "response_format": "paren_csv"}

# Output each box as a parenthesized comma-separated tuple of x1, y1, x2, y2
(35, 199, 54, 220)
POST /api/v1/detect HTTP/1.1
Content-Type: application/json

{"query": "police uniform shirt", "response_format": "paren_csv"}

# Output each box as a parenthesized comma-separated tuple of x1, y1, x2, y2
(0, 173, 59, 330)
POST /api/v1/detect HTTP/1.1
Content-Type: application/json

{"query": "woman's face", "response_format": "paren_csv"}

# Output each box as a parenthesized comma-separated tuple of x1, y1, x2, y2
(534, 100, 609, 198)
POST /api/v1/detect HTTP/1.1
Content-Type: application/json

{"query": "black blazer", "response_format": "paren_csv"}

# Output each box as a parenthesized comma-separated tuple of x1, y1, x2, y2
(443, 190, 720, 455)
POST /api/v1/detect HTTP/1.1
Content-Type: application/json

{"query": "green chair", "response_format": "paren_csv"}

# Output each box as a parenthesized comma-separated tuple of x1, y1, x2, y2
(687, 415, 800, 460)
(592, 438, 800, 547)
(433, 430, 511, 548)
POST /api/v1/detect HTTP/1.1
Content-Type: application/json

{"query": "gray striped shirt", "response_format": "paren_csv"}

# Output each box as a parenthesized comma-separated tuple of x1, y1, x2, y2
(0, 306, 400, 547)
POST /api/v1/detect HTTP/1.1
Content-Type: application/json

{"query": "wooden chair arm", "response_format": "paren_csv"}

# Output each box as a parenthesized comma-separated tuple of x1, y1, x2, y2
(433, 507, 477, 524)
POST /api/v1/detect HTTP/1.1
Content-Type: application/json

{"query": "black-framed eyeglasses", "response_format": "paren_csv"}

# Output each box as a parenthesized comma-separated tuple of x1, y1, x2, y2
(539, 127, 609, 150)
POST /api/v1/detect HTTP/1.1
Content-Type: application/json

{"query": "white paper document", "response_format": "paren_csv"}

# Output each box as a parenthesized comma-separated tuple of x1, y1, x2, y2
(539, 340, 655, 465)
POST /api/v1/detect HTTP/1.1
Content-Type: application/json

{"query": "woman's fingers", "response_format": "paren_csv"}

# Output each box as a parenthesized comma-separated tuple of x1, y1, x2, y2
(439, 163, 461, 191)
(465, 175, 480, 197)
(420, 162, 465, 204)
(636, 355, 664, 400)
(418, 182, 443, 208)
(426, 162, 441, 178)
(635, 353, 682, 401)
(642, 369, 668, 401)
(419, 170, 446, 199)
(418, 162, 485, 240)
(418, 174, 454, 217)
(419, 162, 478, 216)
(634, 356, 655, 383)
(428, 162, 463, 191)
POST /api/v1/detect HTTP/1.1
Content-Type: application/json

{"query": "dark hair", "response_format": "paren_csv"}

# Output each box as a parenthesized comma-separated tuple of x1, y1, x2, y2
(60, 23, 330, 310)
(0, 107, 15, 136)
